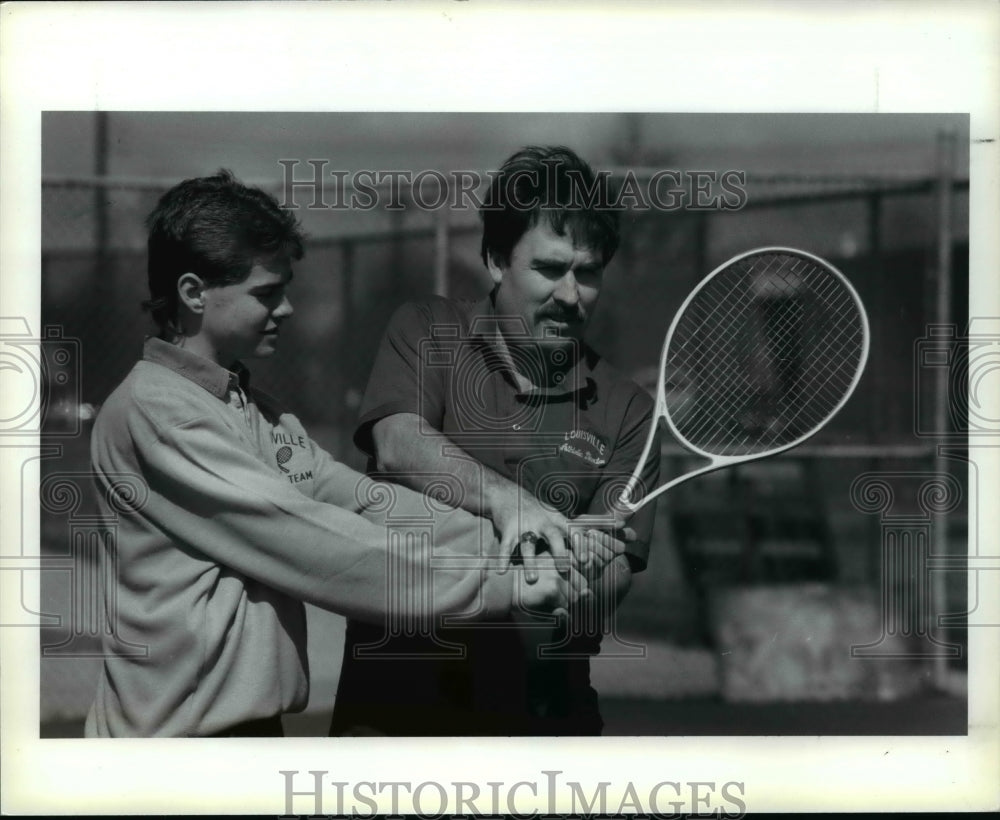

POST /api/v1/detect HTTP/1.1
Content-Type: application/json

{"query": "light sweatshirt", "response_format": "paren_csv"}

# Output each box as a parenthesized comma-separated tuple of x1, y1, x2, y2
(85, 338, 513, 737)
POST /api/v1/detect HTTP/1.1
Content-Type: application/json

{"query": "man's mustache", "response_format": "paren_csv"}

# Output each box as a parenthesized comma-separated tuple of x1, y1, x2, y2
(537, 306, 585, 323)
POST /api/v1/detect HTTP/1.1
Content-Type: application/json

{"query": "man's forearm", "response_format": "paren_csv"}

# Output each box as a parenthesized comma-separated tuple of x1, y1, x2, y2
(588, 553, 633, 616)
(371, 413, 579, 576)
(368, 412, 586, 601)
(371, 412, 519, 521)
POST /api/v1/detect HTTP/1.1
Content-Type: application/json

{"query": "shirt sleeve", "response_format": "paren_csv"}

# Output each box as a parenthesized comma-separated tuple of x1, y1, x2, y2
(353, 300, 452, 456)
(585, 390, 661, 571)
(121, 401, 514, 624)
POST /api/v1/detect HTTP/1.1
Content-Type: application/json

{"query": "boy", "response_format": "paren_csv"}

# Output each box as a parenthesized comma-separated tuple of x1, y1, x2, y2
(86, 170, 579, 737)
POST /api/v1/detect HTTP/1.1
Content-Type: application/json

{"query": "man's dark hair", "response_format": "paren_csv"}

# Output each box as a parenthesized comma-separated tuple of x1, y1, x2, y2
(479, 145, 620, 268)
(143, 169, 305, 335)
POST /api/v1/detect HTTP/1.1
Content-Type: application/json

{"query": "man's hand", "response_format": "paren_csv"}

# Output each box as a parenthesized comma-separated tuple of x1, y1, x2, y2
(487, 484, 572, 583)
(567, 513, 636, 581)
(514, 551, 590, 620)
(577, 553, 634, 640)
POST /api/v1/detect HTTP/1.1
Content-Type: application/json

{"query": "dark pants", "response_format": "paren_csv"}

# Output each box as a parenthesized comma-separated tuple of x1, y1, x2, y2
(331, 622, 604, 737)
(208, 715, 284, 737)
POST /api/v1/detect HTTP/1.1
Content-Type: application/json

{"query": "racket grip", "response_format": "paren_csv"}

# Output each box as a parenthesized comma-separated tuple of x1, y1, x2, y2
(510, 536, 553, 565)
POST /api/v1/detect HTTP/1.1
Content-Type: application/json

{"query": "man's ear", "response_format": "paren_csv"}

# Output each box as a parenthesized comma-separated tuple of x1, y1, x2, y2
(486, 251, 505, 287)
(177, 273, 207, 314)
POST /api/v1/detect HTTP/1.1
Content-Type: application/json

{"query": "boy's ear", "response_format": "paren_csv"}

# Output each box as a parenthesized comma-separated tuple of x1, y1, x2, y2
(486, 251, 505, 287)
(177, 273, 207, 314)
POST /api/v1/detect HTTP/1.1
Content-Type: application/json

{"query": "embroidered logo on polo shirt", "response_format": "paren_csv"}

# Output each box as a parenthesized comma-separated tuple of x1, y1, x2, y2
(270, 431, 313, 484)
(559, 428, 609, 467)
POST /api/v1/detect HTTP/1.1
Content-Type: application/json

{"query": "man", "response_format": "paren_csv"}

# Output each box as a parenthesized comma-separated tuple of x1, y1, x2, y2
(331, 146, 660, 736)
(86, 170, 577, 737)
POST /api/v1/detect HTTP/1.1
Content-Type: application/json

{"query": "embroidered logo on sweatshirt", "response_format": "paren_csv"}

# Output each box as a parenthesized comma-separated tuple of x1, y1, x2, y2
(270, 431, 312, 484)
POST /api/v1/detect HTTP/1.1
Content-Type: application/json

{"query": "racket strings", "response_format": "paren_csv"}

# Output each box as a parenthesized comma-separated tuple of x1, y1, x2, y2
(676, 278, 861, 452)
(669, 282, 764, 416)
(726, 315, 861, 452)
(669, 264, 796, 434)
(664, 252, 865, 457)
(677, 296, 860, 451)
(669, 253, 819, 374)
(743, 282, 859, 420)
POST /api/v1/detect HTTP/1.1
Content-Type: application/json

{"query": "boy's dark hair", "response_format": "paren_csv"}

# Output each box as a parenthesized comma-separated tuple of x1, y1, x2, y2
(479, 145, 620, 268)
(143, 169, 305, 335)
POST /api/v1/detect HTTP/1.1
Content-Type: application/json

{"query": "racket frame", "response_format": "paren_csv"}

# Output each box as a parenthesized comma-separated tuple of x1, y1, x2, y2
(617, 246, 870, 515)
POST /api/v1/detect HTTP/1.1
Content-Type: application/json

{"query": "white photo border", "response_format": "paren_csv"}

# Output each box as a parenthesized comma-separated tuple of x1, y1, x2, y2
(2, 1, 998, 814)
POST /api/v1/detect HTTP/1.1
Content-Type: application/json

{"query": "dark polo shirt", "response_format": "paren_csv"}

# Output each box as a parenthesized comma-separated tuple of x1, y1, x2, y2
(331, 296, 660, 736)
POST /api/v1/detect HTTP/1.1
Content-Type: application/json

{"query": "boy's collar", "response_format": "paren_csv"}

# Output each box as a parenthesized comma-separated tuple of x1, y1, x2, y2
(143, 337, 250, 399)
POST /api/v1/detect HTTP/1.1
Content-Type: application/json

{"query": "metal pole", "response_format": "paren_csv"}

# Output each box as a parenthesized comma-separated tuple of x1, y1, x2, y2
(694, 211, 709, 281)
(94, 112, 110, 301)
(390, 202, 405, 297)
(433, 190, 450, 297)
(931, 128, 957, 692)
(341, 239, 356, 458)
(94, 112, 109, 254)
(91, 112, 111, 403)
(865, 191, 883, 582)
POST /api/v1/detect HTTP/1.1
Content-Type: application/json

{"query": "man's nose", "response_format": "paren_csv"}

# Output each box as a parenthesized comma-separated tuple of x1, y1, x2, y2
(552, 271, 580, 305)
(274, 294, 294, 319)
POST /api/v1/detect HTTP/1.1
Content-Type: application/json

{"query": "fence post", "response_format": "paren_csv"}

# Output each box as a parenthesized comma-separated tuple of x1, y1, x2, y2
(864, 190, 883, 582)
(433, 195, 450, 297)
(340, 239, 356, 457)
(931, 128, 958, 690)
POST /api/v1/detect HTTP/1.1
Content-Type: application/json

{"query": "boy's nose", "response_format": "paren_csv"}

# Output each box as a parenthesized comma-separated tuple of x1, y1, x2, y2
(274, 295, 294, 319)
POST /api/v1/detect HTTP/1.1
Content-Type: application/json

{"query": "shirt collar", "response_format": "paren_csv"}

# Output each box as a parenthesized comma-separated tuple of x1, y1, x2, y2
(143, 337, 250, 400)
(468, 296, 592, 398)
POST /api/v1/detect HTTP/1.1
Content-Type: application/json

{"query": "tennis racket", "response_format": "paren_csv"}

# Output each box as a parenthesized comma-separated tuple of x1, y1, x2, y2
(616, 246, 869, 515)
